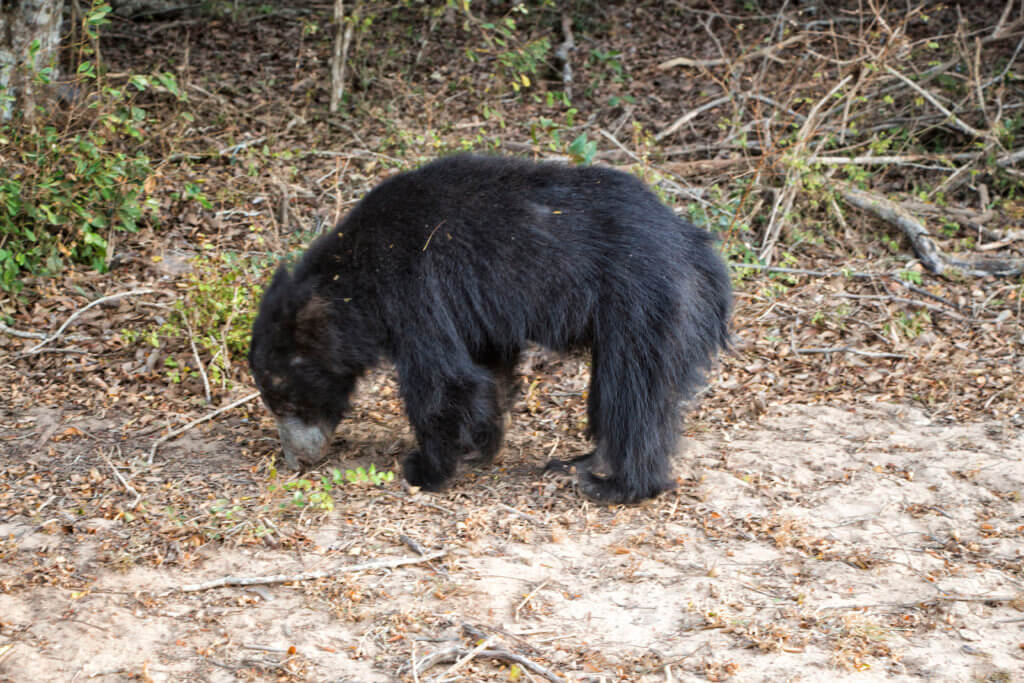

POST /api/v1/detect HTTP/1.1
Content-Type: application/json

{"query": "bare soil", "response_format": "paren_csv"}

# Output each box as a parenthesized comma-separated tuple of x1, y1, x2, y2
(2, 374, 1023, 681)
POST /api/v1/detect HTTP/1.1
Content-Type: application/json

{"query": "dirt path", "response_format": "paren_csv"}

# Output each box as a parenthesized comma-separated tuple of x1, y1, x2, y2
(2, 402, 1021, 681)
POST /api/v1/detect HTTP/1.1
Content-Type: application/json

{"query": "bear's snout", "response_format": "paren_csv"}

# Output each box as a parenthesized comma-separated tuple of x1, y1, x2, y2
(275, 415, 333, 470)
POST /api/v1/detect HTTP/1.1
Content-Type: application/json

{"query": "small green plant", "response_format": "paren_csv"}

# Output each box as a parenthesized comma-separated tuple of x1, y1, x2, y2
(897, 268, 923, 285)
(687, 187, 761, 284)
(457, 2, 552, 93)
(281, 478, 335, 511)
(528, 108, 599, 161)
(342, 464, 395, 486)
(589, 48, 625, 83)
(567, 133, 597, 165)
(587, 47, 634, 103)
(880, 234, 901, 254)
(888, 309, 931, 340)
(274, 465, 395, 512)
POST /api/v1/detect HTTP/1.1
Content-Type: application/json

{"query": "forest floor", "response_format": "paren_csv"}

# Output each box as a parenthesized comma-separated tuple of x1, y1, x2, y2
(2, 2, 1023, 681)
(1, 384, 1024, 682)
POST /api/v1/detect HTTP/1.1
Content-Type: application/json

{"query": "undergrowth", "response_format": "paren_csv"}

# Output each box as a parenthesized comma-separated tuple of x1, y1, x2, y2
(0, 2, 183, 292)
(128, 251, 269, 392)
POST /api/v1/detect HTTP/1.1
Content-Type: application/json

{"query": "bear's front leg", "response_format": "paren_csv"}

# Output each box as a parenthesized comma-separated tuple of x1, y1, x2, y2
(399, 375, 493, 491)
(402, 445, 457, 491)
(397, 346, 504, 491)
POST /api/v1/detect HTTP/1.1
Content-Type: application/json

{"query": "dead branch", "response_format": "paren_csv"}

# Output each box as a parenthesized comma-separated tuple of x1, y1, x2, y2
(995, 147, 1024, 167)
(218, 137, 266, 156)
(0, 322, 49, 340)
(810, 152, 979, 166)
(820, 592, 1023, 611)
(147, 392, 261, 464)
(410, 643, 565, 683)
(760, 75, 853, 263)
(658, 33, 806, 70)
(100, 449, 142, 510)
(434, 636, 496, 680)
(835, 293, 964, 319)
(732, 263, 966, 314)
(991, 0, 1024, 41)
(656, 95, 733, 141)
(515, 579, 550, 622)
(836, 184, 1024, 278)
(25, 288, 159, 355)
(183, 318, 212, 404)
(883, 66, 995, 141)
(598, 127, 643, 163)
(177, 549, 446, 593)
(793, 346, 909, 359)
(900, 201, 1024, 244)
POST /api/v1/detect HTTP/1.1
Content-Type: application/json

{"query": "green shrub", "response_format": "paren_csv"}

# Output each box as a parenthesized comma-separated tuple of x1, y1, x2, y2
(0, 123, 157, 290)
(0, 1, 182, 291)
(155, 252, 269, 389)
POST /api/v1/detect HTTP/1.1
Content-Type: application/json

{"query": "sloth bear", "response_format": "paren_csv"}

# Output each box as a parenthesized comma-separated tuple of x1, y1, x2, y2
(249, 155, 731, 504)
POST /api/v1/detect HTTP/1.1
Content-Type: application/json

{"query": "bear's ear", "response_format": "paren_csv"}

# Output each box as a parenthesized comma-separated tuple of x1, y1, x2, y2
(293, 294, 332, 352)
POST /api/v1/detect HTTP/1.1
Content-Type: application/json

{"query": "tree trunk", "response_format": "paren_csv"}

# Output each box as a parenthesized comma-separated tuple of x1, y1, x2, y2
(330, 0, 357, 113)
(0, 0, 65, 121)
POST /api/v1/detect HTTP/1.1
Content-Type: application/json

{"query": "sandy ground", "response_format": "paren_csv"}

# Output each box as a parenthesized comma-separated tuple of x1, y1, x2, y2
(1, 401, 1022, 682)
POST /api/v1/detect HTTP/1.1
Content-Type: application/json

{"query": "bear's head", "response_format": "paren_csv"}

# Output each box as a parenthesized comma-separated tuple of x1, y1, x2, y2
(249, 266, 360, 470)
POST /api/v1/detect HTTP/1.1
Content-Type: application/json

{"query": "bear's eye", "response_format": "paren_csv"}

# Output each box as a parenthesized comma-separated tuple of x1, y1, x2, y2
(260, 391, 297, 417)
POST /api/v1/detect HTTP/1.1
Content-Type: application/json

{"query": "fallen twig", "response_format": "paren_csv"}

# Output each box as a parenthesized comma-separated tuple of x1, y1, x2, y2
(148, 392, 261, 464)
(658, 33, 805, 70)
(515, 579, 550, 622)
(498, 502, 542, 526)
(177, 549, 446, 593)
(820, 592, 1022, 611)
(219, 136, 267, 156)
(793, 346, 909, 359)
(883, 66, 994, 141)
(656, 95, 732, 141)
(810, 148, 1023, 168)
(25, 288, 159, 355)
(184, 318, 212, 404)
(636, 643, 710, 676)
(434, 636, 496, 681)
(411, 643, 565, 683)
(835, 293, 964, 319)
(0, 322, 49, 340)
(100, 448, 142, 510)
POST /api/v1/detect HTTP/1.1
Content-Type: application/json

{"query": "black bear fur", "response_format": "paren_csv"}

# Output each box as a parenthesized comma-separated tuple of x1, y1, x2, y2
(249, 154, 731, 504)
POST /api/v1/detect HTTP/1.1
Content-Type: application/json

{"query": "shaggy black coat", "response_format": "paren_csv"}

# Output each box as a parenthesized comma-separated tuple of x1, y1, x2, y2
(249, 154, 731, 503)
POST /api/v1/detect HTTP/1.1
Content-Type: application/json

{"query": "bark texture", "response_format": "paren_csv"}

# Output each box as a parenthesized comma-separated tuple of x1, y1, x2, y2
(0, 0, 64, 120)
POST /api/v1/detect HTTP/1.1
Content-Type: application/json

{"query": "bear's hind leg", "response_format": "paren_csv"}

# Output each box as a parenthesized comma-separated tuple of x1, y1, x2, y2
(578, 325, 678, 504)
